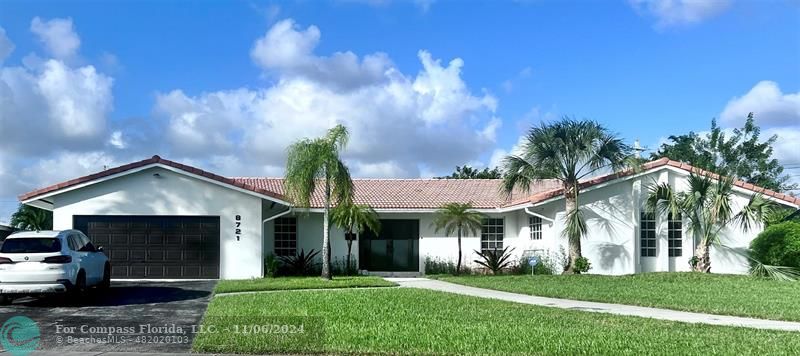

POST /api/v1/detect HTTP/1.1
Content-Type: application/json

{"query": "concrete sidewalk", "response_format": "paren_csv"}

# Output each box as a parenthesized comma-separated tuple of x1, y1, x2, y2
(387, 278, 800, 332)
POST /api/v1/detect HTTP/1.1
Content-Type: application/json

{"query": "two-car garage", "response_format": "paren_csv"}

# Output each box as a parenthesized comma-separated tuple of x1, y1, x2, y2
(19, 155, 286, 280)
(73, 216, 221, 279)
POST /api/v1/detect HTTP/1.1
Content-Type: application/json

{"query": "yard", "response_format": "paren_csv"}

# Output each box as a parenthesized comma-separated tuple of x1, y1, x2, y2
(193, 287, 800, 355)
(435, 272, 800, 321)
(214, 276, 395, 294)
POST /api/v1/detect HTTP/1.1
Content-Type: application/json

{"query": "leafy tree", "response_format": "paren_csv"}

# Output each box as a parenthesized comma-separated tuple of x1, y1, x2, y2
(285, 124, 354, 280)
(653, 113, 794, 192)
(439, 165, 502, 179)
(431, 202, 486, 274)
(646, 174, 775, 274)
(331, 202, 381, 273)
(10, 204, 52, 231)
(502, 117, 634, 274)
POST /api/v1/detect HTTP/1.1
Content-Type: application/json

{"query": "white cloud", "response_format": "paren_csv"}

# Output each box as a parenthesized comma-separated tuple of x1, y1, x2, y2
(30, 17, 81, 59)
(720, 81, 800, 127)
(250, 19, 392, 90)
(21, 151, 119, 189)
(629, 0, 731, 29)
(0, 59, 113, 154)
(157, 18, 498, 178)
(0, 27, 14, 63)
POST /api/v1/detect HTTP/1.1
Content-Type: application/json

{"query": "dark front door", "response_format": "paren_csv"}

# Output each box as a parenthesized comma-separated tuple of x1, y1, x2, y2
(74, 215, 220, 279)
(359, 219, 419, 272)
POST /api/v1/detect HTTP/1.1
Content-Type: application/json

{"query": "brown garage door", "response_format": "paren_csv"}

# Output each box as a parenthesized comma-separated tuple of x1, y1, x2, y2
(74, 216, 220, 279)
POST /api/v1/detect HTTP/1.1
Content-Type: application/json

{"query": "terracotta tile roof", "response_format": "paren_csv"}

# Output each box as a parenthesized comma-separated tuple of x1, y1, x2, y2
(508, 157, 800, 207)
(19, 155, 799, 210)
(18, 155, 287, 202)
(233, 177, 561, 209)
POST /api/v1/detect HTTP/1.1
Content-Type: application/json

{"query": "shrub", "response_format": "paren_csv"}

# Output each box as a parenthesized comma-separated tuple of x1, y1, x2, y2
(511, 253, 556, 275)
(750, 221, 800, 268)
(331, 256, 359, 276)
(264, 253, 280, 278)
(574, 256, 592, 273)
(473, 247, 515, 275)
(424, 256, 472, 275)
(279, 249, 320, 276)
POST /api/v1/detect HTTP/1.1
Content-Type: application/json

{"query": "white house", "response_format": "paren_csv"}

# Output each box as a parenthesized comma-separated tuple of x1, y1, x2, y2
(18, 155, 799, 279)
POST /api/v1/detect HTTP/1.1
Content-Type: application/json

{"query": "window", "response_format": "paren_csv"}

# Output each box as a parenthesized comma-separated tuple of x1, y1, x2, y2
(1, 238, 62, 253)
(68, 234, 85, 251)
(274, 217, 297, 257)
(640, 212, 656, 257)
(481, 218, 504, 252)
(529, 216, 542, 240)
(668, 213, 682, 257)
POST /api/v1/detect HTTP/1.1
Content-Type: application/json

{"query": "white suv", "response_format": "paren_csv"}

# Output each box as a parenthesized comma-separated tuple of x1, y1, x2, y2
(0, 230, 110, 304)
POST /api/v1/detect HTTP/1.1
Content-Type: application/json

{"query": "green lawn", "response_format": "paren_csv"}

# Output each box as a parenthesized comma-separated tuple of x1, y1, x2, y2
(194, 288, 800, 355)
(435, 272, 800, 321)
(214, 276, 396, 294)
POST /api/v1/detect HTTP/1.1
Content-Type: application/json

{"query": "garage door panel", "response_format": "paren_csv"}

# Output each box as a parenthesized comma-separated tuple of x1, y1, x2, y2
(166, 266, 184, 277)
(75, 216, 220, 279)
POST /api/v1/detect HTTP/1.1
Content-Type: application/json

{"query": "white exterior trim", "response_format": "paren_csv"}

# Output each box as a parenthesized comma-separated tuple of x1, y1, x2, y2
(23, 163, 292, 207)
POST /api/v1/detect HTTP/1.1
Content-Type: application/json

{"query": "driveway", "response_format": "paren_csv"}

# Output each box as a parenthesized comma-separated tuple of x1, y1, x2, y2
(0, 280, 216, 353)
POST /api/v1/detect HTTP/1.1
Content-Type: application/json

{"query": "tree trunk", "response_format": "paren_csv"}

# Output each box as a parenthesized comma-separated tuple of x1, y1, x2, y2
(694, 241, 711, 273)
(322, 179, 332, 280)
(346, 228, 354, 274)
(456, 226, 462, 275)
(563, 182, 582, 275)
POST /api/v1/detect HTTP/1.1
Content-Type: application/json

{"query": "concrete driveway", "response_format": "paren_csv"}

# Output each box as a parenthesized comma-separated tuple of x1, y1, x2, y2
(0, 280, 216, 353)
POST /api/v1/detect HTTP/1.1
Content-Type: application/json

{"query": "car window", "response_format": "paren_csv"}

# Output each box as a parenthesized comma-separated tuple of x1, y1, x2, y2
(76, 232, 95, 252)
(0, 238, 62, 253)
(67, 235, 83, 251)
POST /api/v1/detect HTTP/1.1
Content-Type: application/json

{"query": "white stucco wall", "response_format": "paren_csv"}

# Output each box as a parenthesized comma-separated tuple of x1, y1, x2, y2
(50, 166, 270, 279)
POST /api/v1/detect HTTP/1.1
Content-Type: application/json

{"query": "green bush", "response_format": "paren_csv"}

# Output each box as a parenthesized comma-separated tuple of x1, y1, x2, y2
(512, 253, 555, 275)
(331, 256, 359, 276)
(264, 254, 280, 278)
(424, 257, 472, 275)
(575, 256, 592, 273)
(473, 247, 515, 275)
(750, 221, 800, 268)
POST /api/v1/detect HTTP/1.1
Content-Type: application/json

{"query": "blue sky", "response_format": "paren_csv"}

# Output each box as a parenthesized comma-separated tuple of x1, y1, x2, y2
(0, 0, 799, 220)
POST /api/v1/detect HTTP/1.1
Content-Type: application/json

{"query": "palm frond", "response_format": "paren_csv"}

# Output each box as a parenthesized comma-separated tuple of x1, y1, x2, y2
(750, 262, 800, 281)
(431, 202, 486, 237)
(734, 194, 773, 233)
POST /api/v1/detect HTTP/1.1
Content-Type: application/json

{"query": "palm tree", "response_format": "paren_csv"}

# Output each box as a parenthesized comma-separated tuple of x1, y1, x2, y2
(285, 124, 354, 280)
(646, 174, 773, 273)
(502, 118, 633, 274)
(431, 202, 486, 274)
(331, 202, 381, 273)
(10, 204, 52, 231)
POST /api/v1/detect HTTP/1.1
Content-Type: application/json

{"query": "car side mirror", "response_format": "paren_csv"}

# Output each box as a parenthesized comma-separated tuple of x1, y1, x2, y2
(97, 246, 104, 252)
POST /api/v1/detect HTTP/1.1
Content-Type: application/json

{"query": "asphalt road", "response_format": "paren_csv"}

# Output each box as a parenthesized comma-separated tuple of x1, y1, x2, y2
(0, 280, 216, 353)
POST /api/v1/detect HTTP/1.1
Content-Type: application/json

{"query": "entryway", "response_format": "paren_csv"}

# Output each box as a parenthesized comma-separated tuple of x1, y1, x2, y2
(359, 219, 419, 272)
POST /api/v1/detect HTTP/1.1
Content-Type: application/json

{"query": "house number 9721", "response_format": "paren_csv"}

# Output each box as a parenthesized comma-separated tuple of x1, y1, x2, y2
(235, 215, 242, 241)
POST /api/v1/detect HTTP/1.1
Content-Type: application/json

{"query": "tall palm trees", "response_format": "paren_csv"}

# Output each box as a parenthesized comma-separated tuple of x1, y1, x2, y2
(431, 202, 486, 274)
(285, 124, 354, 280)
(502, 118, 633, 274)
(10, 204, 52, 231)
(331, 202, 381, 273)
(646, 174, 773, 273)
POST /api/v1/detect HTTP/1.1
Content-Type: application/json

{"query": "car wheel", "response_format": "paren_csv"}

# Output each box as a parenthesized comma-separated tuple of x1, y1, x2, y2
(0, 295, 12, 305)
(68, 270, 88, 304)
(99, 263, 111, 289)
